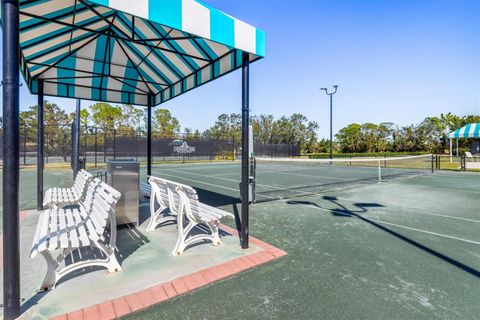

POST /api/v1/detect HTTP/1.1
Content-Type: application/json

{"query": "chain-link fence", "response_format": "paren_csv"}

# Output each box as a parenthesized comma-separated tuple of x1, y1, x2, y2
(0, 124, 300, 167)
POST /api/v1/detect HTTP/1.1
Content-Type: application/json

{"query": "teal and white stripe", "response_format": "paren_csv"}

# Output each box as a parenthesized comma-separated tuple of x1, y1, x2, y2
(11, 0, 265, 106)
(449, 123, 480, 139)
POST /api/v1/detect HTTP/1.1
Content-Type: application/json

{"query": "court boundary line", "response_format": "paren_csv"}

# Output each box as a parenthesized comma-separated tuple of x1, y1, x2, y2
(324, 195, 480, 224)
(161, 167, 318, 198)
(154, 171, 239, 192)
(292, 202, 480, 245)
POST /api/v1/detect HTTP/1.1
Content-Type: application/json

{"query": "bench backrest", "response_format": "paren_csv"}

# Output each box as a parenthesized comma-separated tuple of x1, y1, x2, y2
(149, 176, 169, 208)
(73, 169, 93, 196)
(149, 175, 201, 220)
(164, 181, 201, 221)
(81, 178, 122, 235)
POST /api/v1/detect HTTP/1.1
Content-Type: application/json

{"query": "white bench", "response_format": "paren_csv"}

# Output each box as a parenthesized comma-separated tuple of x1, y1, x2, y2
(148, 176, 234, 255)
(43, 169, 93, 209)
(30, 178, 122, 291)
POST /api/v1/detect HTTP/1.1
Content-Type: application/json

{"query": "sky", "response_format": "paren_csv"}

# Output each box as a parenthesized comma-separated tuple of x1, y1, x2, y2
(2, 0, 479, 138)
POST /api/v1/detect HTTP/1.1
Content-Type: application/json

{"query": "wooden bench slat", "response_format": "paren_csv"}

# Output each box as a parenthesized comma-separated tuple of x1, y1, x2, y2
(58, 210, 69, 249)
(73, 209, 90, 246)
(65, 209, 79, 249)
(31, 210, 50, 257)
(47, 209, 59, 251)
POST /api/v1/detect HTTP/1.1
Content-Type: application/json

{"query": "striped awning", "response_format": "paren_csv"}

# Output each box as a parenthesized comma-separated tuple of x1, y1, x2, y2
(8, 0, 265, 106)
(449, 123, 480, 139)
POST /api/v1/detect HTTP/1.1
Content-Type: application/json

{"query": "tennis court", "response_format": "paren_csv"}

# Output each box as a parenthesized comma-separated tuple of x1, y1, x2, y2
(120, 158, 479, 319)
(143, 155, 434, 203)
(1, 159, 479, 319)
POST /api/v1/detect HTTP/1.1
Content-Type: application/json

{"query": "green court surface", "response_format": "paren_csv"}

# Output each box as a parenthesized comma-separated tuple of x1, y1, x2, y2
(130, 162, 479, 320)
(2, 161, 479, 319)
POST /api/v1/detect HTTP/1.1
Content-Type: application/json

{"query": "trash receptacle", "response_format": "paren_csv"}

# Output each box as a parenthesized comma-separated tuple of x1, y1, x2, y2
(107, 159, 139, 226)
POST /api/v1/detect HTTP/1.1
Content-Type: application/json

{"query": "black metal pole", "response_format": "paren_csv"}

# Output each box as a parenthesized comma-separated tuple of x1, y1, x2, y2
(72, 99, 81, 177)
(37, 79, 44, 211)
(241, 52, 250, 249)
(329, 94, 333, 160)
(2, 0, 21, 318)
(147, 94, 152, 176)
(321, 86, 338, 160)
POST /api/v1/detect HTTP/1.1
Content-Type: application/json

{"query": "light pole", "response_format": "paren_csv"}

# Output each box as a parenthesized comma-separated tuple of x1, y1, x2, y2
(320, 85, 338, 159)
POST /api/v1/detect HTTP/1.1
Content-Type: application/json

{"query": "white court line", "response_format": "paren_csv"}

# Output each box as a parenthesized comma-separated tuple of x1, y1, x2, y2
(326, 195, 480, 224)
(393, 182, 480, 195)
(292, 202, 480, 245)
(154, 171, 239, 192)
(211, 168, 339, 178)
(162, 167, 316, 196)
(329, 176, 480, 195)
(159, 168, 307, 199)
(168, 163, 239, 171)
(257, 169, 350, 181)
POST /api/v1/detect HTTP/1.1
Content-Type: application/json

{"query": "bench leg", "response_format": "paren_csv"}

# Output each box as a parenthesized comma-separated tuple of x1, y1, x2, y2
(39, 251, 60, 291)
(173, 215, 197, 255)
(207, 220, 222, 246)
(147, 196, 175, 232)
(173, 218, 222, 255)
(95, 241, 122, 273)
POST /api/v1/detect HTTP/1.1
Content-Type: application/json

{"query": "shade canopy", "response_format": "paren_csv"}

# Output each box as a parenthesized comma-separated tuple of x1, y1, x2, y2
(449, 123, 480, 139)
(8, 0, 265, 106)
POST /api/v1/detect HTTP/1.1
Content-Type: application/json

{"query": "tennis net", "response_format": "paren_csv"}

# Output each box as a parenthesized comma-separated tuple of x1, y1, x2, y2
(253, 154, 435, 202)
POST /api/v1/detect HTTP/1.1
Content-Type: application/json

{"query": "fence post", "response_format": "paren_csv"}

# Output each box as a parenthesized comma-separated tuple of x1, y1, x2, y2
(113, 129, 116, 159)
(270, 136, 273, 158)
(209, 138, 212, 162)
(84, 124, 87, 165)
(103, 130, 107, 163)
(45, 134, 48, 164)
(23, 125, 26, 165)
(94, 128, 98, 167)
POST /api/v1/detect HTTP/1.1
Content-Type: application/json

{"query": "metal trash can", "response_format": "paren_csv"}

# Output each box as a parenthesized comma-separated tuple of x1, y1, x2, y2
(107, 159, 139, 226)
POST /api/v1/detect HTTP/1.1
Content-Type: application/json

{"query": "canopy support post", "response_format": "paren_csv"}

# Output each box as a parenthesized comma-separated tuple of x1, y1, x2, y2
(449, 138, 452, 163)
(241, 52, 250, 249)
(2, 0, 21, 318)
(456, 139, 459, 157)
(37, 79, 44, 211)
(147, 94, 153, 177)
(72, 99, 81, 177)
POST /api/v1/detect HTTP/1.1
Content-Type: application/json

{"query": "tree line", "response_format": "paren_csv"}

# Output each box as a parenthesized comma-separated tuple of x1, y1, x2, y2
(334, 114, 479, 154)
(10, 100, 479, 155)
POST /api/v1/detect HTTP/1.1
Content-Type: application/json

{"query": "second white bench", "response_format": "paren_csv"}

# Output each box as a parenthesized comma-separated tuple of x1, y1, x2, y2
(148, 176, 234, 255)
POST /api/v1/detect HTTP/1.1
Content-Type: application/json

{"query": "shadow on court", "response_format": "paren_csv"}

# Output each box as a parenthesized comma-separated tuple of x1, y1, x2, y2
(194, 186, 243, 238)
(287, 196, 480, 278)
